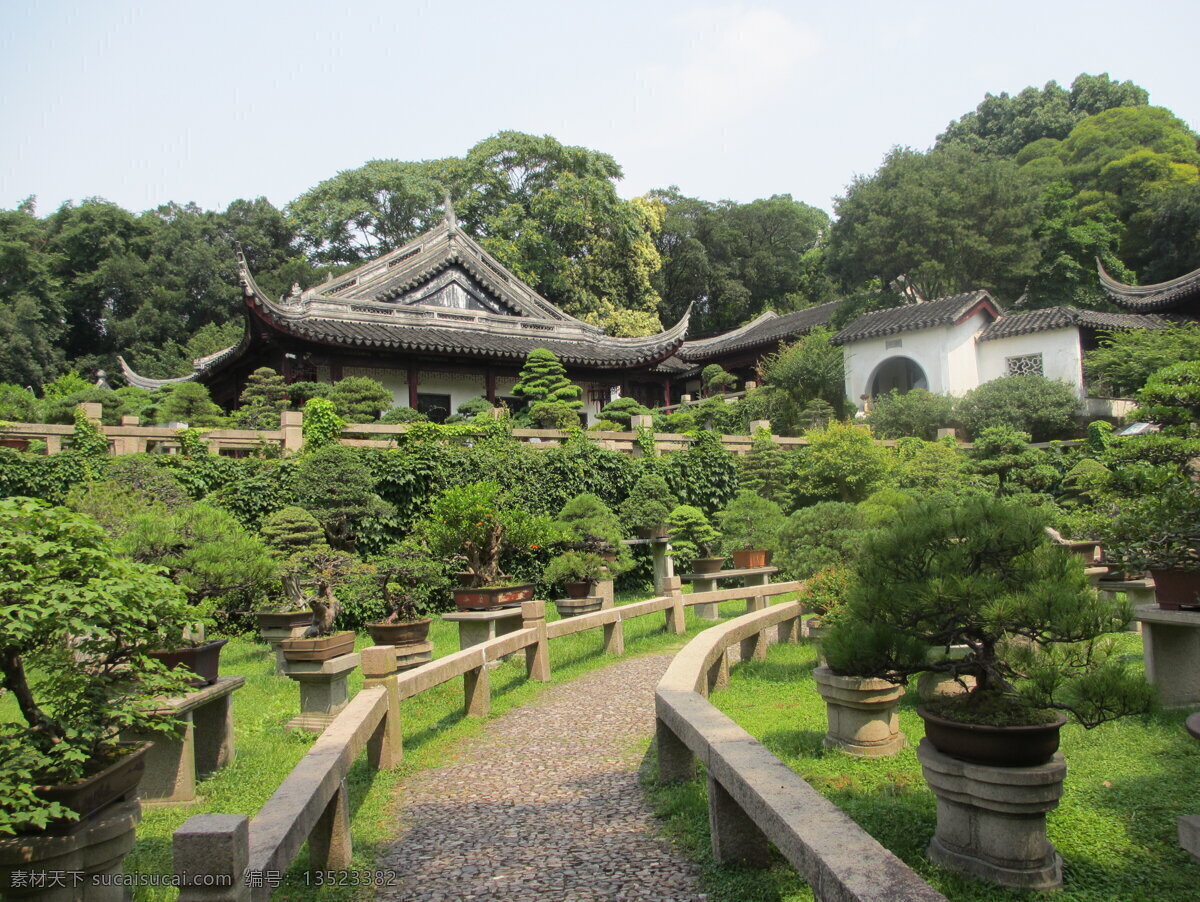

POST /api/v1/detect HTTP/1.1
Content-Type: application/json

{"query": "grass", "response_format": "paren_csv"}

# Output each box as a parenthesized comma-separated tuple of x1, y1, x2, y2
(111, 590, 776, 900)
(644, 633, 1200, 902)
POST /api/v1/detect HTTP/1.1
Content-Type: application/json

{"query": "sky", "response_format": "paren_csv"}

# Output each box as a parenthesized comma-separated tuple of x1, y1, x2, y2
(3, 0, 1199, 218)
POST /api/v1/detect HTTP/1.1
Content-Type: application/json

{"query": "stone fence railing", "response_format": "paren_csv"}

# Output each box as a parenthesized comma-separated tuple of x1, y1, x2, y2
(654, 603, 947, 902)
(170, 576, 802, 899)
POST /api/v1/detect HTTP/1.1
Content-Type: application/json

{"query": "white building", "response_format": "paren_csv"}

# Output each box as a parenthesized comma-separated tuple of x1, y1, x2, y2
(831, 291, 1170, 410)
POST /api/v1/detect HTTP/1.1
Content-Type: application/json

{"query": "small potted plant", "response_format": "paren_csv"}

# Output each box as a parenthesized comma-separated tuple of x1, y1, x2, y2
(667, 504, 724, 574)
(0, 498, 193, 856)
(362, 536, 449, 650)
(277, 547, 359, 661)
(256, 506, 323, 634)
(715, 489, 786, 569)
(822, 496, 1155, 766)
(619, 473, 677, 540)
(422, 482, 558, 610)
(544, 550, 608, 613)
(803, 564, 852, 641)
(1105, 476, 1200, 610)
(554, 493, 632, 574)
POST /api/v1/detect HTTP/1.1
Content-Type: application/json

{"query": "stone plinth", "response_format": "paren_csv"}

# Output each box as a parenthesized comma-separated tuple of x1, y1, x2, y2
(123, 676, 244, 804)
(0, 799, 141, 901)
(918, 739, 1065, 890)
(596, 578, 615, 609)
(259, 623, 311, 675)
(1133, 604, 1200, 707)
(283, 652, 360, 732)
(444, 607, 523, 666)
(395, 641, 433, 671)
(812, 665, 905, 757)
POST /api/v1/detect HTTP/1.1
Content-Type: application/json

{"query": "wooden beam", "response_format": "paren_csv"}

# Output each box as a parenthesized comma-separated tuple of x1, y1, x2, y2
(408, 365, 419, 409)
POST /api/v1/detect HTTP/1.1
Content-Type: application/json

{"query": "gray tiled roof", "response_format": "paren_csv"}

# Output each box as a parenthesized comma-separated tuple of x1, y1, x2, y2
(1098, 260, 1200, 312)
(831, 291, 998, 345)
(677, 300, 844, 361)
(979, 306, 1172, 340)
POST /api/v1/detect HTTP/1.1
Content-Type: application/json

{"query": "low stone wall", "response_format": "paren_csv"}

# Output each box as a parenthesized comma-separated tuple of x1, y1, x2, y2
(655, 604, 946, 902)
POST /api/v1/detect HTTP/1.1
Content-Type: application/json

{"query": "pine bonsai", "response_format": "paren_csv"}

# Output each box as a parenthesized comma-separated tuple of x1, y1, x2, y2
(666, 504, 722, 569)
(235, 367, 290, 429)
(822, 497, 1154, 728)
(618, 473, 677, 536)
(512, 349, 583, 427)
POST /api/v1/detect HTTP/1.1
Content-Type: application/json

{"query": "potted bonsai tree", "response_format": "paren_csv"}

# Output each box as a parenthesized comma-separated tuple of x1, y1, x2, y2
(618, 473, 677, 540)
(822, 496, 1155, 766)
(361, 535, 449, 651)
(715, 489, 786, 569)
(1105, 475, 1200, 610)
(667, 504, 724, 574)
(554, 493, 632, 575)
(257, 506, 325, 632)
(422, 482, 558, 610)
(544, 550, 608, 616)
(277, 546, 359, 661)
(0, 498, 193, 853)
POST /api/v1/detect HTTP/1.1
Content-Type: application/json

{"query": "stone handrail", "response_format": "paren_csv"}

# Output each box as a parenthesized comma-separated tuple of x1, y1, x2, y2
(171, 576, 806, 898)
(655, 604, 947, 902)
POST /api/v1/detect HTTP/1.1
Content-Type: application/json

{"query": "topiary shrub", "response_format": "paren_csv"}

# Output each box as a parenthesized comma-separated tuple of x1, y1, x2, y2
(866, 388, 956, 440)
(512, 349, 583, 426)
(957, 375, 1081, 442)
(598, 396, 650, 428)
(1134, 360, 1200, 435)
(326, 376, 393, 423)
(666, 504, 722, 570)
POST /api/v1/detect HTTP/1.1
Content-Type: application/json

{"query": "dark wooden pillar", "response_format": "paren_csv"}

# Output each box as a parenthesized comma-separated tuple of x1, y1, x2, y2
(408, 365, 419, 409)
(330, 361, 343, 382)
(486, 369, 497, 404)
(663, 376, 672, 408)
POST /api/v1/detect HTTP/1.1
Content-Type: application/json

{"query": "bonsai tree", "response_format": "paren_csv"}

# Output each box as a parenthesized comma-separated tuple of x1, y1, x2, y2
(0, 498, 194, 834)
(618, 473, 677, 537)
(1105, 474, 1200, 575)
(715, 490, 786, 552)
(701, 364, 738, 396)
(598, 396, 650, 429)
(554, 493, 631, 574)
(511, 349, 583, 428)
(235, 367, 291, 430)
(358, 535, 450, 625)
(543, 550, 608, 593)
(290, 444, 395, 550)
(804, 565, 853, 623)
(1134, 360, 1200, 435)
(260, 506, 329, 608)
(280, 546, 358, 637)
(421, 482, 557, 587)
(666, 504, 722, 570)
(822, 497, 1155, 728)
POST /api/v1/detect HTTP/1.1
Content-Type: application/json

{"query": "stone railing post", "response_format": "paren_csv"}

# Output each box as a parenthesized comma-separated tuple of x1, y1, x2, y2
(602, 612, 625, 656)
(663, 576, 686, 635)
(174, 814, 250, 901)
(708, 773, 771, 867)
(655, 711, 695, 782)
(650, 539, 674, 594)
(43, 434, 61, 454)
(280, 410, 303, 453)
(463, 654, 491, 717)
(78, 401, 102, 423)
(362, 645, 402, 769)
(748, 419, 770, 433)
(522, 600, 550, 682)
(740, 625, 768, 664)
(705, 649, 730, 696)
(309, 779, 353, 871)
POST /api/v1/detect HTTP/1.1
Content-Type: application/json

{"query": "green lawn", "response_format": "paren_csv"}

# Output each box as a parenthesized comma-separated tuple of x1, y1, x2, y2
(115, 591, 771, 900)
(646, 634, 1200, 902)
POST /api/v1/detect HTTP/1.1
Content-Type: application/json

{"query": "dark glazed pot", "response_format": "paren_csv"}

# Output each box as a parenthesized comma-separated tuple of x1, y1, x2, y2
(255, 610, 313, 631)
(367, 618, 432, 647)
(33, 742, 151, 834)
(692, 557, 727, 575)
(148, 639, 227, 687)
(453, 583, 535, 611)
(280, 630, 356, 662)
(1150, 569, 1200, 611)
(563, 580, 593, 599)
(918, 705, 1067, 767)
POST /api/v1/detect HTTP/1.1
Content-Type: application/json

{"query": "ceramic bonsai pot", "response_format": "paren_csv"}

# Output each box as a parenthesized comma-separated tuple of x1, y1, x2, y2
(147, 638, 227, 688)
(453, 583, 535, 611)
(635, 524, 670, 540)
(918, 705, 1067, 767)
(563, 580, 593, 599)
(1150, 569, 1200, 611)
(731, 548, 768, 569)
(33, 742, 150, 834)
(692, 556, 726, 574)
(553, 596, 604, 618)
(280, 630, 356, 662)
(255, 609, 314, 631)
(366, 618, 432, 647)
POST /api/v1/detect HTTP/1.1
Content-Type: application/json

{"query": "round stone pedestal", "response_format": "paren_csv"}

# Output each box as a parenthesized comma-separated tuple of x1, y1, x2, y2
(917, 738, 1065, 890)
(812, 665, 905, 757)
(0, 799, 141, 901)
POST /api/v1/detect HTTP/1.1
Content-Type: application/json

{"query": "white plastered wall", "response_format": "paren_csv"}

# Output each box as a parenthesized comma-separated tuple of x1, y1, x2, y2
(976, 328, 1085, 396)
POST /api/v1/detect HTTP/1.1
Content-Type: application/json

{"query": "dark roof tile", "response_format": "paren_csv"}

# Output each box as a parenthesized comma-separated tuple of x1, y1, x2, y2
(831, 291, 998, 345)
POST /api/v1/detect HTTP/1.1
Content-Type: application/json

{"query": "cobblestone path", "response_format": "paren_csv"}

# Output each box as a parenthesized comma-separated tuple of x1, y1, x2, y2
(378, 653, 705, 901)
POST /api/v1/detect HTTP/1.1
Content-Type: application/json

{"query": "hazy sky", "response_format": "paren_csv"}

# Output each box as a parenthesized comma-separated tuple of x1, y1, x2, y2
(3, 0, 1198, 217)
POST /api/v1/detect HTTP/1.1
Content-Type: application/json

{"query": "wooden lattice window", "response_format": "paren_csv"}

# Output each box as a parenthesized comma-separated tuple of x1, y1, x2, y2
(1006, 353, 1043, 377)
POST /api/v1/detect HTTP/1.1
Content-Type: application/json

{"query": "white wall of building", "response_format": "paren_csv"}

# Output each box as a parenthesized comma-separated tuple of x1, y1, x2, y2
(976, 329, 1085, 396)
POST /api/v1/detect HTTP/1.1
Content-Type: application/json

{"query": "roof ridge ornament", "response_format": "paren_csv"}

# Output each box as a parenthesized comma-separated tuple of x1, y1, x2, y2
(444, 193, 457, 232)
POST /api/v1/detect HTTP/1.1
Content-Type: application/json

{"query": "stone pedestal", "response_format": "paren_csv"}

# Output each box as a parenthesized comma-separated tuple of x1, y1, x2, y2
(283, 652, 360, 732)
(444, 608, 523, 667)
(918, 739, 1065, 890)
(1098, 578, 1155, 630)
(812, 665, 905, 757)
(259, 623, 311, 675)
(596, 578, 615, 609)
(688, 574, 720, 620)
(0, 799, 141, 901)
(123, 676, 244, 804)
(395, 641, 433, 671)
(1133, 604, 1200, 707)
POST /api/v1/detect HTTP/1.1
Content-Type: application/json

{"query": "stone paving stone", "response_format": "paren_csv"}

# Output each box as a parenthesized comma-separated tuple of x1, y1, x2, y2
(378, 654, 704, 901)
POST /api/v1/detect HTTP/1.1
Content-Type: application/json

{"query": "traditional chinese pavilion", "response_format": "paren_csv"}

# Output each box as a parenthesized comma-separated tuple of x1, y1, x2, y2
(120, 203, 690, 422)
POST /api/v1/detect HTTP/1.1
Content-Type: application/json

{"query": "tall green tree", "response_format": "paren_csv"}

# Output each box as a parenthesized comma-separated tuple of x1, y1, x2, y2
(0, 201, 64, 386)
